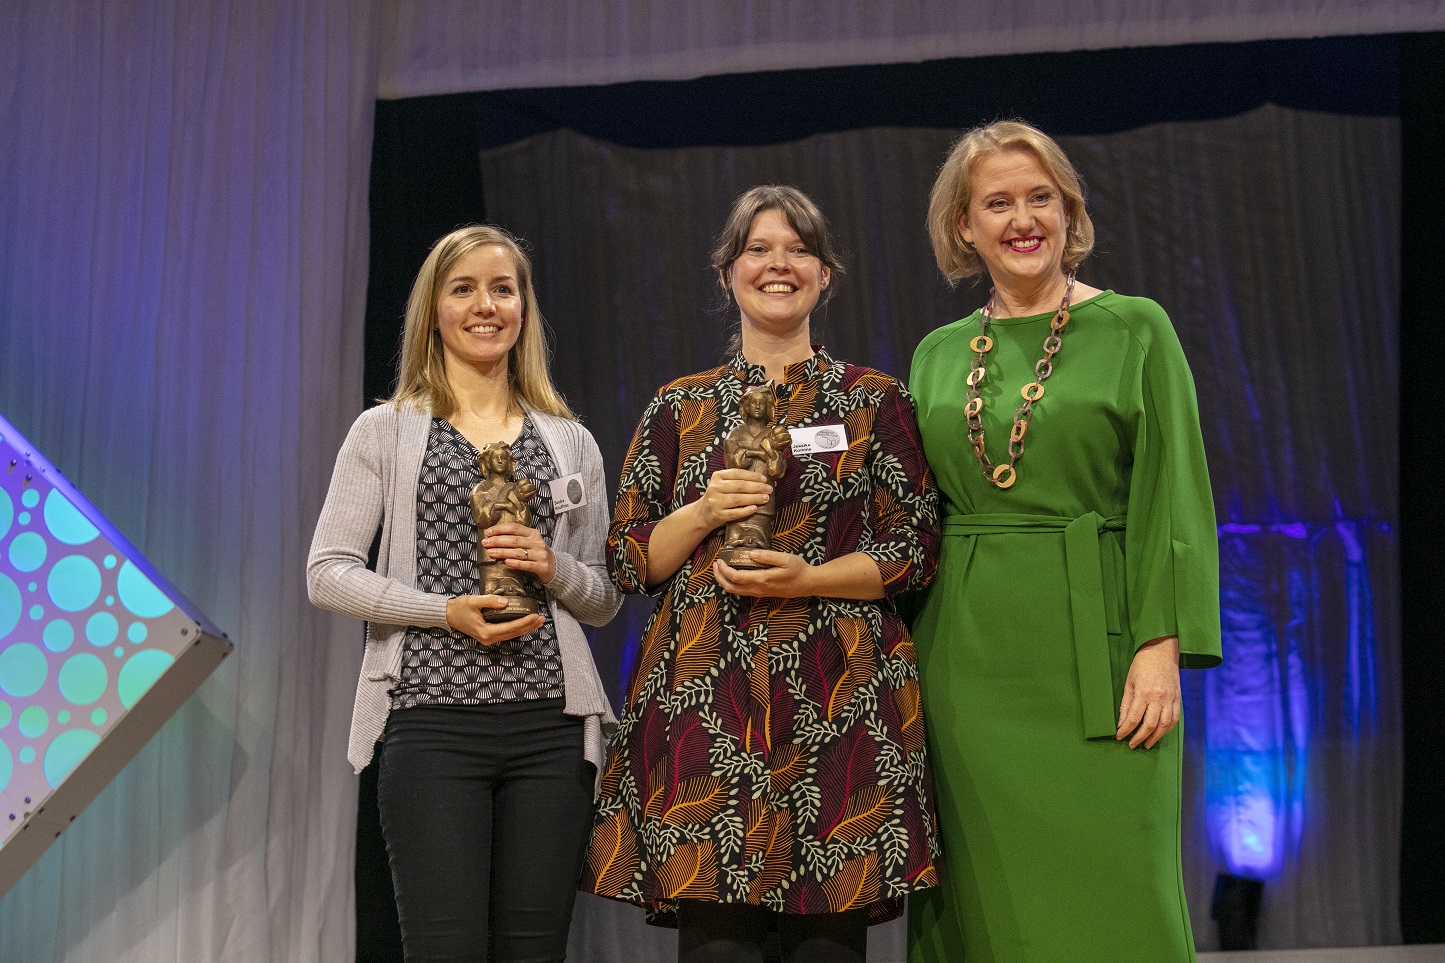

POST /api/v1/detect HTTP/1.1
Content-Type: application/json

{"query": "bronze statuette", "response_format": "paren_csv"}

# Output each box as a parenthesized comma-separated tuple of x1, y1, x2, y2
(720, 383, 792, 569)
(470, 441, 541, 623)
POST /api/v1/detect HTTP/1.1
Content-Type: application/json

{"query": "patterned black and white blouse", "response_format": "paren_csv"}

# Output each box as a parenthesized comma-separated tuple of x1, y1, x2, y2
(391, 415, 564, 708)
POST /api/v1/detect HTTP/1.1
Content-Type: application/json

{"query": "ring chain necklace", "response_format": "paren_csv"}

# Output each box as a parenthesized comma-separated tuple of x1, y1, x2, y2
(964, 272, 1076, 490)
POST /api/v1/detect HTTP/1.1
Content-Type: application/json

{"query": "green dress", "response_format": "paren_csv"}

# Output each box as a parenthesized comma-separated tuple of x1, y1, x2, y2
(905, 292, 1221, 963)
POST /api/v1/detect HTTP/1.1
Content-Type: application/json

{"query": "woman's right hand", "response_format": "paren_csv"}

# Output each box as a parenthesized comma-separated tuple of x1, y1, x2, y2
(445, 594, 544, 646)
(693, 468, 772, 530)
(640, 468, 774, 589)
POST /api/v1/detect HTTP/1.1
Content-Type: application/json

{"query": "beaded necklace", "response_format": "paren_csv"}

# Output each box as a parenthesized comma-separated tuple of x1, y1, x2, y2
(963, 272, 1076, 490)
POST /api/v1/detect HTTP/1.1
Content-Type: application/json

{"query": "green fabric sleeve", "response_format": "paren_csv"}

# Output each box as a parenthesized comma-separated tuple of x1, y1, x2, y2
(1122, 300, 1222, 669)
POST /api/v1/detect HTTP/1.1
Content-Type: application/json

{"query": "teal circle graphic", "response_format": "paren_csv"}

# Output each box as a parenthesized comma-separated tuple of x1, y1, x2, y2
(43, 619, 74, 652)
(127, 623, 147, 643)
(48, 555, 102, 612)
(29, 604, 43, 620)
(118, 649, 174, 708)
(0, 574, 20, 640)
(0, 700, 10, 727)
(114, 646, 124, 657)
(0, 642, 47, 697)
(21, 488, 39, 509)
(90, 708, 106, 725)
(0, 488, 12, 539)
(0, 741, 10, 794)
(44, 728, 100, 788)
(18, 705, 48, 738)
(58, 653, 107, 705)
(85, 612, 119, 646)
(57, 709, 70, 723)
(44, 490, 99, 545)
(117, 562, 172, 618)
(106, 595, 114, 606)
(104, 555, 116, 569)
(18, 511, 30, 524)
(19, 745, 35, 763)
(27, 582, 37, 592)
(8, 531, 48, 572)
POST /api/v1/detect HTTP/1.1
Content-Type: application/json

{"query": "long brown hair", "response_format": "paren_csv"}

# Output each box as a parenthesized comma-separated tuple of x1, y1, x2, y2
(387, 225, 572, 419)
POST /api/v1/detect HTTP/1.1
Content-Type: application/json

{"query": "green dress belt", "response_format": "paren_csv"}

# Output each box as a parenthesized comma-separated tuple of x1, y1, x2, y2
(942, 512, 1127, 740)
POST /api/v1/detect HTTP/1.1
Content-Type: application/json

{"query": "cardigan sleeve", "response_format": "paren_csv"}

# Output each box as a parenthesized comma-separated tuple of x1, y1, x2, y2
(306, 410, 450, 629)
(546, 425, 624, 626)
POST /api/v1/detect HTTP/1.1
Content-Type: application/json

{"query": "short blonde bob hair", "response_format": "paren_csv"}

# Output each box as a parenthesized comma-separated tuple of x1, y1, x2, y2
(388, 225, 572, 420)
(927, 119, 1095, 286)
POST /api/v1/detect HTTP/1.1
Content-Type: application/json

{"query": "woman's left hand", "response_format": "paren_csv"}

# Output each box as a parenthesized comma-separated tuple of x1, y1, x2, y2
(1117, 636, 1181, 749)
(713, 550, 815, 599)
(483, 522, 556, 584)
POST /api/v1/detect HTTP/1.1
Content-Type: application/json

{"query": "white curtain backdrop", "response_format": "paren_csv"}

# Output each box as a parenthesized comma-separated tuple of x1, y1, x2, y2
(379, 0, 1445, 97)
(0, 1, 378, 960)
(0, 1, 1428, 961)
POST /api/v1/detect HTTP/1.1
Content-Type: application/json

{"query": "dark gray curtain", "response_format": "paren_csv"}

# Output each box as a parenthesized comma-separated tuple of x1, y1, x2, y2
(476, 104, 1400, 958)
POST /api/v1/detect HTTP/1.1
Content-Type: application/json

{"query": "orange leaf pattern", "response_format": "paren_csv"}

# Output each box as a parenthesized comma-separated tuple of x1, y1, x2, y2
(657, 841, 719, 900)
(583, 810, 640, 897)
(822, 853, 881, 913)
(627, 592, 673, 707)
(676, 396, 719, 467)
(767, 500, 817, 556)
(587, 348, 941, 927)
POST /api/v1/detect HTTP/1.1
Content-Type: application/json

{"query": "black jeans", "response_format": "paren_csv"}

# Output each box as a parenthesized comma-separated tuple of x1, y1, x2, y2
(377, 700, 595, 963)
(677, 900, 869, 963)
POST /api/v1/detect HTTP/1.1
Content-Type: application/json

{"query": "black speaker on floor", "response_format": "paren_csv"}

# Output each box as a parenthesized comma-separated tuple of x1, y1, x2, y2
(1211, 872, 1264, 950)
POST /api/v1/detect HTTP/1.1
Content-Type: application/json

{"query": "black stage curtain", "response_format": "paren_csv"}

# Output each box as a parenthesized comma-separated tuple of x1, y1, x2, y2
(363, 34, 1443, 960)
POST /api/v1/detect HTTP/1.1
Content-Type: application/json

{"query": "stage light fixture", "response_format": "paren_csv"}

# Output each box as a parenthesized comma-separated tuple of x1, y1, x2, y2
(0, 412, 231, 897)
(1212, 871, 1264, 950)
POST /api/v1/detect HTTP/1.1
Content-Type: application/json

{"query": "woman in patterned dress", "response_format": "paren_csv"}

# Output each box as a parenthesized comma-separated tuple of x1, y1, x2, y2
(581, 186, 941, 963)
(308, 225, 621, 961)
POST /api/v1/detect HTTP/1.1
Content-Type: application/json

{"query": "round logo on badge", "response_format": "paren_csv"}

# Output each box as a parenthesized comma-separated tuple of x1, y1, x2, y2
(566, 479, 583, 504)
(815, 428, 842, 449)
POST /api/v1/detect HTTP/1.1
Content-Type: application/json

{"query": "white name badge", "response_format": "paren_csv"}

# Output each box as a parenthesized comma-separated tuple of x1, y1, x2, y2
(788, 423, 849, 455)
(548, 473, 587, 514)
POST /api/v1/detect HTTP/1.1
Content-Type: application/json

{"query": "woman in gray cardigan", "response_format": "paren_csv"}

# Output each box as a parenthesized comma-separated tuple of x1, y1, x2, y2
(308, 225, 621, 962)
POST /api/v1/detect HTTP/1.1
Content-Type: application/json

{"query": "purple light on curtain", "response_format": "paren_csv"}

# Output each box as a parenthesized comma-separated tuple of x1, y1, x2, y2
(1334, 514, 1379, 732)
(1207, 523, 1312, 878)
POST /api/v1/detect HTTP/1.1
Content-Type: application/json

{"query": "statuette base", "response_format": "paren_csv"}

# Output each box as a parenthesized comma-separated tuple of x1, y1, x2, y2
(721, 545, 769, 569)
(482, 595, 540, 623)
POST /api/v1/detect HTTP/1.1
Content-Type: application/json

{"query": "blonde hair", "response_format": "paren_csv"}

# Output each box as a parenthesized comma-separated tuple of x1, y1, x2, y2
(388, 225, 572, 420)
(927, 120, 1095, 286)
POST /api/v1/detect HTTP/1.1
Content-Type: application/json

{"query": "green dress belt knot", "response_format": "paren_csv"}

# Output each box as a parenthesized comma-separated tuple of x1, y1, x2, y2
(942, 512, 1127, 740)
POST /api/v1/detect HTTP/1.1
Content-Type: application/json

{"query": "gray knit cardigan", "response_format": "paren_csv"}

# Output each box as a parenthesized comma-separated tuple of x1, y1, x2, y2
(306, 401, 621, 788)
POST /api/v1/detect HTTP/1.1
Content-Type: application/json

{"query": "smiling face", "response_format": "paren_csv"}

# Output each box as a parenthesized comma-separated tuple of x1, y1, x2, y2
(726, 208, 830, 340)
(959, 148, 1070, 295)
(434, 244, 523, 376)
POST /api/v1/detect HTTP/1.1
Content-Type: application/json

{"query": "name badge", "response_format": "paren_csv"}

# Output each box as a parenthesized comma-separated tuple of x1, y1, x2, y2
(788, 424, 849, 455)
(548, 473, 587, 514)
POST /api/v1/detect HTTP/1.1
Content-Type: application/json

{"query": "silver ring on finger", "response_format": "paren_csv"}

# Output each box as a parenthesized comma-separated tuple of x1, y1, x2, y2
(522, 548, 529, 560)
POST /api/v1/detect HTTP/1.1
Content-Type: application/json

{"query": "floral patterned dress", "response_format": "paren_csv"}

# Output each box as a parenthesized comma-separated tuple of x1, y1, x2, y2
(581, 347, 941, 925)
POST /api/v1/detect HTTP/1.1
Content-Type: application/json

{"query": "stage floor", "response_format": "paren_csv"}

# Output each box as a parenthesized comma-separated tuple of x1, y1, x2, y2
(1200, 949, 1445, 963)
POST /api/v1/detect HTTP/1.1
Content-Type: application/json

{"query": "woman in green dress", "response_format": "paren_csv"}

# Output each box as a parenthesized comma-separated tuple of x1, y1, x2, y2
(906, 120, 1222, 963)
